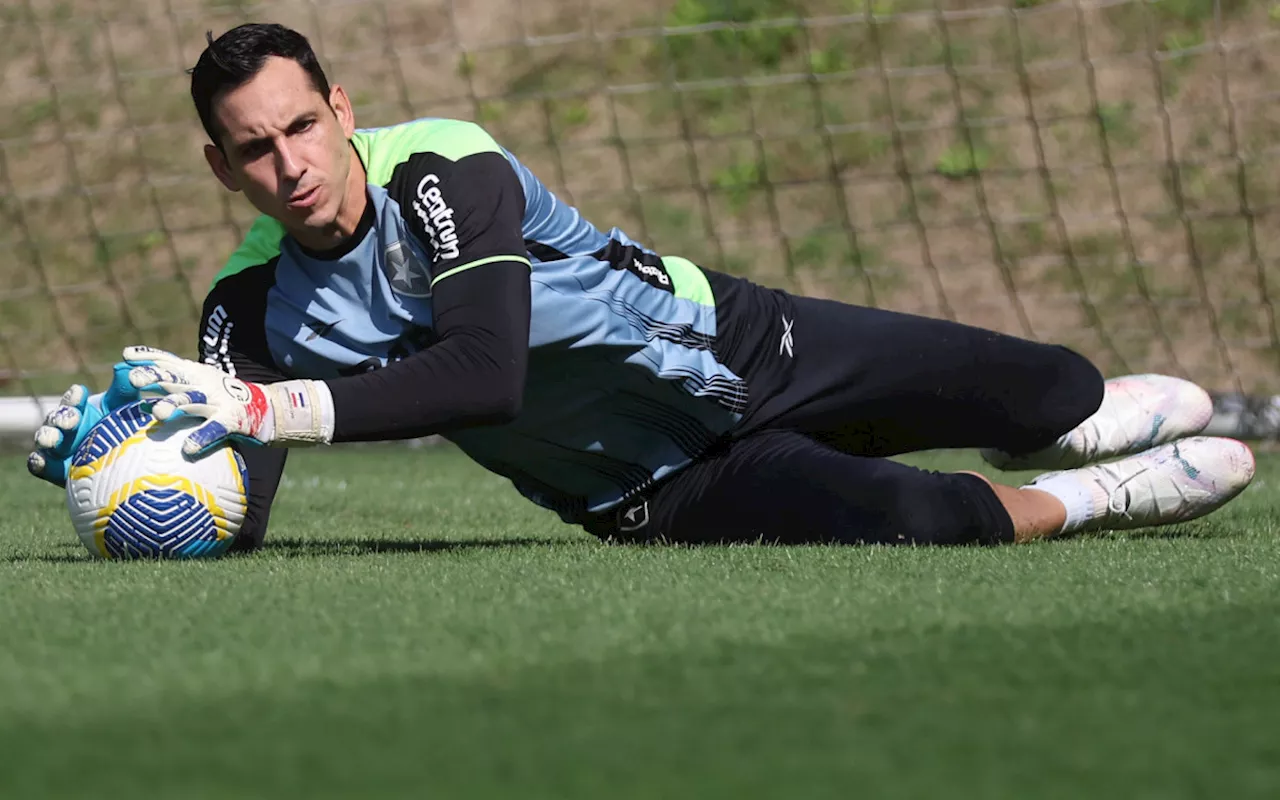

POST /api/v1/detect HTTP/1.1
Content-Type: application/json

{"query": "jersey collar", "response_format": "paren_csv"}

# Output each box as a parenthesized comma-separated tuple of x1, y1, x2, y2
(294, 190, 376, 261)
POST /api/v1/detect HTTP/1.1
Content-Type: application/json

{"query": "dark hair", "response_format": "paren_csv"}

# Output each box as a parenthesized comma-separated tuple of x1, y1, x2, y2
(189, 23, 332, 147)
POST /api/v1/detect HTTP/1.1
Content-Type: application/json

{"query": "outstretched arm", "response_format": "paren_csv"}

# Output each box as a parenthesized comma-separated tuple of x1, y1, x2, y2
(330, 132, 532, 441)
(125, 141, 533, 455)
(123, 255, 531, 455)
(325, 258, 530, 442)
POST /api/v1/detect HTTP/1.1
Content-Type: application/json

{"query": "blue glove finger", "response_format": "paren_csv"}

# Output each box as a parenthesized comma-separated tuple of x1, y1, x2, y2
(183, 420, 231, 458)
(58, 383, 89, 413)
(29, 388, 87, 486)
(40, 389, 89, 459)
(102, 363, 141, 410)
(33, 422, 68, 452)
(30, 375, 135, 489)
(26, 450, 67, 486)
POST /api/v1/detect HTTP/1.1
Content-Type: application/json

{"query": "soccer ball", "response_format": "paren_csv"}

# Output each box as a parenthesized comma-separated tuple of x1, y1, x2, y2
(65, 400, 249, 560)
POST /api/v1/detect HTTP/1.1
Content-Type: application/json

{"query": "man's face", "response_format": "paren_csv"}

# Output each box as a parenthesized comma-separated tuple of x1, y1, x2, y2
(204, 57, 357, 248)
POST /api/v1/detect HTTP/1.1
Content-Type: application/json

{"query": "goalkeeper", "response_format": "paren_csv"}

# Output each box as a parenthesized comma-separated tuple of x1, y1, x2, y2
(28, 23, 1255, 551)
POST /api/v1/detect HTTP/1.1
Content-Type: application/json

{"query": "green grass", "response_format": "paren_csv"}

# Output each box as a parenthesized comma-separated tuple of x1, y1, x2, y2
(4, 445, 1280, 798)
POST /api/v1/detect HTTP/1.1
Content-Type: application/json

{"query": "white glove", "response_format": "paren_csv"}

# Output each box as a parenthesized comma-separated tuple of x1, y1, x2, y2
(122, 345, 334, 456)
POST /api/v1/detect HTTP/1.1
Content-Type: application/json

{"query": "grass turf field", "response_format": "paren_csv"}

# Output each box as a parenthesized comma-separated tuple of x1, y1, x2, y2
(3, 444, 1280, 798)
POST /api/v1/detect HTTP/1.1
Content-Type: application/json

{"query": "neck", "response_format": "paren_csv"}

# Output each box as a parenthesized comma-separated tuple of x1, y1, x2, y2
(289, 144, 368, 251)
(332, 144, 368, 236)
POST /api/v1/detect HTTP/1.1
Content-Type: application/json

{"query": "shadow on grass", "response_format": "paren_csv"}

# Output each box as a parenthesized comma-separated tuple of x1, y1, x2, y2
(5, 537, 575, 564)
(9, 524, 1233, 564)
(5, 541, 90, 564)
(258, 536, 571, 559)
(1081, 524, 1241, 542)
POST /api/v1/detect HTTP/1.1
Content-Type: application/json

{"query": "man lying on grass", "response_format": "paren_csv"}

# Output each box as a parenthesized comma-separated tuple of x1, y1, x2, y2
(28, 23, 1256, 551)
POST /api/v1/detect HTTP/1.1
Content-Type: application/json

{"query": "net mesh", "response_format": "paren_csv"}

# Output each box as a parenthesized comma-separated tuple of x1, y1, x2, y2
(2, 0, 1279, 402)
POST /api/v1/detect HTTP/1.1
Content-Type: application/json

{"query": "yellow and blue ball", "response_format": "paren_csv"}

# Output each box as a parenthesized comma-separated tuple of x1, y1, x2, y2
(65, 401, 249, 560)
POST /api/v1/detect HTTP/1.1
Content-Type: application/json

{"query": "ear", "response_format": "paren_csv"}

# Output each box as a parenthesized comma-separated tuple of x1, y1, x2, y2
(204, 144, 240, 192)
(329, 84, 356, 139)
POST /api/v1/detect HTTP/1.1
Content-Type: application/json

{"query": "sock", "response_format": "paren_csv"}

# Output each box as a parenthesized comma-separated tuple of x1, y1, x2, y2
(1024, 472, 1100, 535)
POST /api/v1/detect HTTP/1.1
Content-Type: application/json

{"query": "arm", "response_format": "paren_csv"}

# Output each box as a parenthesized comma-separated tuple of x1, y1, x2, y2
(325, 258, 530, 442)
(125, 143, 532, 455)
(324, 146, 533, 441)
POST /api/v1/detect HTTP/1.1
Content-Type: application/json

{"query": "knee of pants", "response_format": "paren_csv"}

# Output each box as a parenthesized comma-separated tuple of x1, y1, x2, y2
(866, 470, 1014, 547)
(1045, 346, 1105, 429)
(995, 345, 1105, 453)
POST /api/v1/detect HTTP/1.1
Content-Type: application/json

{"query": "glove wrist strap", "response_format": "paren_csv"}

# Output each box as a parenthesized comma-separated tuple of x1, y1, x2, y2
(264, 380, 335, 446)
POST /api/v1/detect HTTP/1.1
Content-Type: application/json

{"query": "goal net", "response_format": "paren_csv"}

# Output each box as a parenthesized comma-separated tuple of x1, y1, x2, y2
(2, 0, 1278, 435)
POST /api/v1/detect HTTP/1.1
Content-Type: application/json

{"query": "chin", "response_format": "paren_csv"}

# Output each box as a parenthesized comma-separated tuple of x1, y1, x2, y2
(290, 202, 332, 229)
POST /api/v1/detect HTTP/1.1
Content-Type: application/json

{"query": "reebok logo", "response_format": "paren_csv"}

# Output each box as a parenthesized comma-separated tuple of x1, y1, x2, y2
(413, 174, 460, 263)
(632, 258, 670, 287)
(304, 319, 341, 342)
(779, 315, 795, 358)
(616, 250, 674, 294)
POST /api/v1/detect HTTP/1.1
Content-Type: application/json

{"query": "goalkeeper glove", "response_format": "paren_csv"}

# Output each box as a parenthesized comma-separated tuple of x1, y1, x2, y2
(122, 345, 335, 456)
(27, 364, 140, 487)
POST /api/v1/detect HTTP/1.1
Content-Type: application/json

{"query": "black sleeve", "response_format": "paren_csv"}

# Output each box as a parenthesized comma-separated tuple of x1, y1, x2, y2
(326, 259, 530, 441)
(324, 148, 532, 442)
(385, 149, 528, 283)
(198, 265, 290, 553)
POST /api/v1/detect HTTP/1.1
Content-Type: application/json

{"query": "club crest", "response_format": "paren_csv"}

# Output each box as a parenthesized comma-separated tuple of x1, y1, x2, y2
(383, 239, 432, 298)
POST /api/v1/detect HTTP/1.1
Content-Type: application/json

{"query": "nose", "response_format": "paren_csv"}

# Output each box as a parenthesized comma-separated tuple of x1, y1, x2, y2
(275, 140, 303, 183)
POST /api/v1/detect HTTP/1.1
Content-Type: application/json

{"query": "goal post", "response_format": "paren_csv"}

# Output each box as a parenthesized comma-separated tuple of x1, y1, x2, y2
(0, 396, 60, 438)
(2, 0, 1279, 437)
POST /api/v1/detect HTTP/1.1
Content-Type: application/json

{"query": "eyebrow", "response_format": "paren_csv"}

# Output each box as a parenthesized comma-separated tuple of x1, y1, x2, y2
(233, 112, 317, 152)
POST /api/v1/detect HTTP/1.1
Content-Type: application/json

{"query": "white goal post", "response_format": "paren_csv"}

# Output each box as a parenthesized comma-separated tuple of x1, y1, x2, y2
(0, 396, 61, 440)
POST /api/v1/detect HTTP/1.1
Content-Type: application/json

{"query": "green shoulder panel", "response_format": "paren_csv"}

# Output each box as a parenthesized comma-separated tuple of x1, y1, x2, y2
(352, 118, 504, 186)
(661, 256, 715, 308)
(211, 119, 501, 290)
(210, 215, 285, 289)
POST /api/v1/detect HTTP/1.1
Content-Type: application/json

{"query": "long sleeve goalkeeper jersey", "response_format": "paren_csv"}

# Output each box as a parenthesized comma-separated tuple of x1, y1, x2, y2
(198, 117, 768, 532)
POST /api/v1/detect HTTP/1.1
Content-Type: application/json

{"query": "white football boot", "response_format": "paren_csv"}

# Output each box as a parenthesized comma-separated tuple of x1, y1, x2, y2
(1026, 436, 1255, 534)
(982, 374, 1214, 471)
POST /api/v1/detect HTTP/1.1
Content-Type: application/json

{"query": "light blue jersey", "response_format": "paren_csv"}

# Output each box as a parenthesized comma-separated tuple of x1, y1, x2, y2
(203, 118, 749, 520)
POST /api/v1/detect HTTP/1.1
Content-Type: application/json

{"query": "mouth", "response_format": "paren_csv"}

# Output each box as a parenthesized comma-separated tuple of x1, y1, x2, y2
(286, 185, 320, 210)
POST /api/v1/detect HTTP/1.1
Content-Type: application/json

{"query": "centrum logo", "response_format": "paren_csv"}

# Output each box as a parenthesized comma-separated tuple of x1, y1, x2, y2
(201, 304, 234, 374)
(202, 304, 228, 351)
(413, 174, 461, 262)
